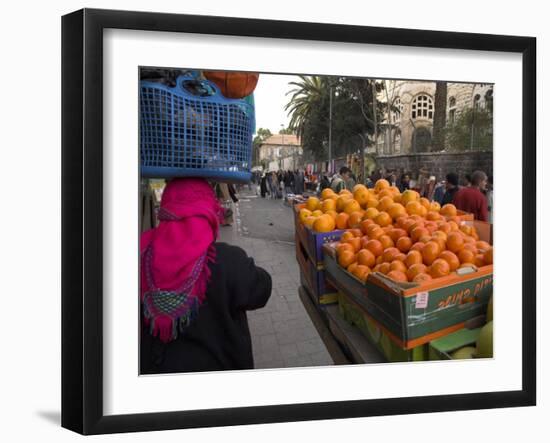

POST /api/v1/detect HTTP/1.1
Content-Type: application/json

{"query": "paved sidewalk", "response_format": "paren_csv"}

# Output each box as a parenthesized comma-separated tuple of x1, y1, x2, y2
(218, 193, 334, 369)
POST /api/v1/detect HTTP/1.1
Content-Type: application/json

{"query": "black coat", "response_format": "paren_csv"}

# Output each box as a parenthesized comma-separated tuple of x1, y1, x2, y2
(140, 242, 272, 374)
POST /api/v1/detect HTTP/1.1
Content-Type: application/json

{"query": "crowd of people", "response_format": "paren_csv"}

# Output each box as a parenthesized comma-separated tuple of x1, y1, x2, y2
(256, 169, 306, 199)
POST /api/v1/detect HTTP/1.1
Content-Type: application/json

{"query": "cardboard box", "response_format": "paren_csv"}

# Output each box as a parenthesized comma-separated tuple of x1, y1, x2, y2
(429, 326, 482, 360)
(296, 235, 338, 304)
(337, 291, 429, 362)
(293, 203, 344, 265)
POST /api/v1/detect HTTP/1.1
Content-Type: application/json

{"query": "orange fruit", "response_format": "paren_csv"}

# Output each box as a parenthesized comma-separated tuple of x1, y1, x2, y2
(474, 254, 485, 267)
(375, 179, 390, 192)
(344, 199, 361, 215)
(379, 234, 395, 250)
(405, 250, 423, 268)
(430, 201, 441, 212)
(325, 210, 338, 221)
(313, 214, 336, 232)
(462, 243, 478, 255)
(304, 216, 316, 229)
(335, 212, 350, 230)
(364, 207, 380, 220)
(406, 263, 428, 281)
(338, 250, 356, 268)
(386, 270, 408, 283)
(387, 203, 407, 220)
(390, 260, 407, 274)
(432, 236, 447, 253)
(375, 211, 392, 227)
(336, 194, 352, 211)
(393, 193, 403, 203)
(432, 230, 448, 241)
(458, 248, 476, 264)
(411, 226, 430, 243)
(401, 190, 419, 205)
(396, 236, 413, 253)
(366, 223, 381, 236)
(419, 197, 431, 210)
(321, 188, 336, 200)
(347, 262, 358, 274)
(483, 248, 493, 265)
(437, 222, 452, 234)
(306, 197, 320, 211)
(348, 228, 363, 238)
(376, 255, 384, 265)
(413, 273, 433, 283)
(312, 210, 323, 217)
(460, 224, 473, 236)
(419, 235, 433, 244)
(352, 264, 371, 283)
(440, 203, 458, 217)
(377, 196, 395, 212)
(365, 239, 384, 257)
(339, 189, 352, 195)
(406, 200, 424, 216)
(448, 221, 459, 231)
(426, 211, 442, 221)
(389, 228, 408, 243)
(352, 184, 368, 193)
(410, 242, 426, 253)
(430, 258, 451, 278)
(353, 188, 372, 208)
(299, 208, 312, 224)
(369, 227, 385, 241)
(336, 242, 354, 255)
(321, 199, 336, 213)
(446, 232, 465, 253)
(422, 241, 441, 266)
(382, 247, 401, 263)
(359, 219, 373, 235)
(348, 237, 362, 253)
(348, 211, 364, 228)
(438, 250, 460, 271)
(476, 241, 491, 251)
(378, 262, 391, 275)
(394, 253, 407, 262)
(340, 231, 355, 243)
(357, 249, 376, 268)
(366, 198, 379, 209)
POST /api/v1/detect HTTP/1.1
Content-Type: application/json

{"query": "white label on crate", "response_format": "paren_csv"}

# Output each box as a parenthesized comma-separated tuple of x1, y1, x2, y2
(415, 292, 429, 309)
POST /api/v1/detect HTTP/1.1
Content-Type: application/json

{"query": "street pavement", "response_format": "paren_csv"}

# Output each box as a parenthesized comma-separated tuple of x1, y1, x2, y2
(218, 185, 334, 369)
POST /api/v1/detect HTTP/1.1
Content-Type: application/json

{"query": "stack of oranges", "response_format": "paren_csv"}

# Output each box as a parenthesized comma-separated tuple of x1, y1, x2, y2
(320, 179, 493, 284)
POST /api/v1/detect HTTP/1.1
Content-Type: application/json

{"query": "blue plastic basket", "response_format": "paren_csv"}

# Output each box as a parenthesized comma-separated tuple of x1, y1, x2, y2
(140, 75, 254, 182)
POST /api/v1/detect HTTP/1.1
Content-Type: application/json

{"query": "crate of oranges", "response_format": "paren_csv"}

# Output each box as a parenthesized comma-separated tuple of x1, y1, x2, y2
(320, 179, 493, 350)
(294, 183, 474, 266)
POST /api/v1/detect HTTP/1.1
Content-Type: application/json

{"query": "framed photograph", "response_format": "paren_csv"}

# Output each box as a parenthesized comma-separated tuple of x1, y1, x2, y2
(62, 8, 536, 435)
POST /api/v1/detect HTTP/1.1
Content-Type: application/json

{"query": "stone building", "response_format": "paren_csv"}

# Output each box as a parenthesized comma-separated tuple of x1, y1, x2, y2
(376, 80, 494, 154)
(258, 134, 303, 171)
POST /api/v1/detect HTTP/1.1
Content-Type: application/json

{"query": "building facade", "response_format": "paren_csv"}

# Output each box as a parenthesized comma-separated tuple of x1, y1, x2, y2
(258, 134, 303, 171)
(376, 80, 494, 155)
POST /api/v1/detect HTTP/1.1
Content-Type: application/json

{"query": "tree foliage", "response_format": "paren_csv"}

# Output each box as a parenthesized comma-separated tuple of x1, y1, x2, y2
(446, 107, 493, 152)
(253, 127, 272, 166)
(284, 76, 384, 161)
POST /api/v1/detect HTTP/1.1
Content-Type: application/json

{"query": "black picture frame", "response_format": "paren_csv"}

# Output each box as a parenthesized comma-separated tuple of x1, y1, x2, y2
(62, 8, 536, 435)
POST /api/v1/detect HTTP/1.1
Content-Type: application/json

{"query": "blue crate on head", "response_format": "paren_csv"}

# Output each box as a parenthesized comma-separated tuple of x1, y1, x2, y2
(140, 75, 254, 182)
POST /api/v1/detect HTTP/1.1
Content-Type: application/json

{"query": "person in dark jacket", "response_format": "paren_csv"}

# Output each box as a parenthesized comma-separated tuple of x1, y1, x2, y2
(260, 173, 269, 198)
(140, 178, 272, 374)
(441, 172, 460, 205)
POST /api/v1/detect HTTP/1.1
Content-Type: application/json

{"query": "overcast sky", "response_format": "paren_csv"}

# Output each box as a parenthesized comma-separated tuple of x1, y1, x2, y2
(253, 73, 302, 135)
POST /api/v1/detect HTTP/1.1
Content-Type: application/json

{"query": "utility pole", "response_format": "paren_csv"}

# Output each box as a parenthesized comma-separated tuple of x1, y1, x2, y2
(372, 80, 378, 155)
(328, 84, 333, 175)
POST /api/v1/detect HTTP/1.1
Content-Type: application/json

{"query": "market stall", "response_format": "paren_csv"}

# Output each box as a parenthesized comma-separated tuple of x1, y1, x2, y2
(293, 180, 493, 364)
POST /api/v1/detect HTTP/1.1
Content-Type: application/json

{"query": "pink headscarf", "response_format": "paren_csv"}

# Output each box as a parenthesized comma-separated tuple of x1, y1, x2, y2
(140, 178, 224, 342)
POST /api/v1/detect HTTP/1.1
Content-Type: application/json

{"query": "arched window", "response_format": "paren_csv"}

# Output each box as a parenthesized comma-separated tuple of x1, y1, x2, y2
(448, 96, 457, 124)
(411, 94, 433, 120)
(391, 97, 403, 124)
(473, 94, 481, 110)
(393, 128, 401, 153)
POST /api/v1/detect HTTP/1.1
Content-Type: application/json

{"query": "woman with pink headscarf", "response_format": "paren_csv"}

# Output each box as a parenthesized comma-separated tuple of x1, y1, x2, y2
(140, 178, 272, 373)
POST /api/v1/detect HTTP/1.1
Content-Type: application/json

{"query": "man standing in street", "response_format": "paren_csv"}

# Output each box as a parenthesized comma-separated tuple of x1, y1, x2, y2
(441, 172, 460, 205)
(452, 170, 489, 222)
(330, 166, 352, 193)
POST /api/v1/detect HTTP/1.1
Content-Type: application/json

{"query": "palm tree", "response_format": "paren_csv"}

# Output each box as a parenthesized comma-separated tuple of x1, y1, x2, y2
(284, 75, 327, 140)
